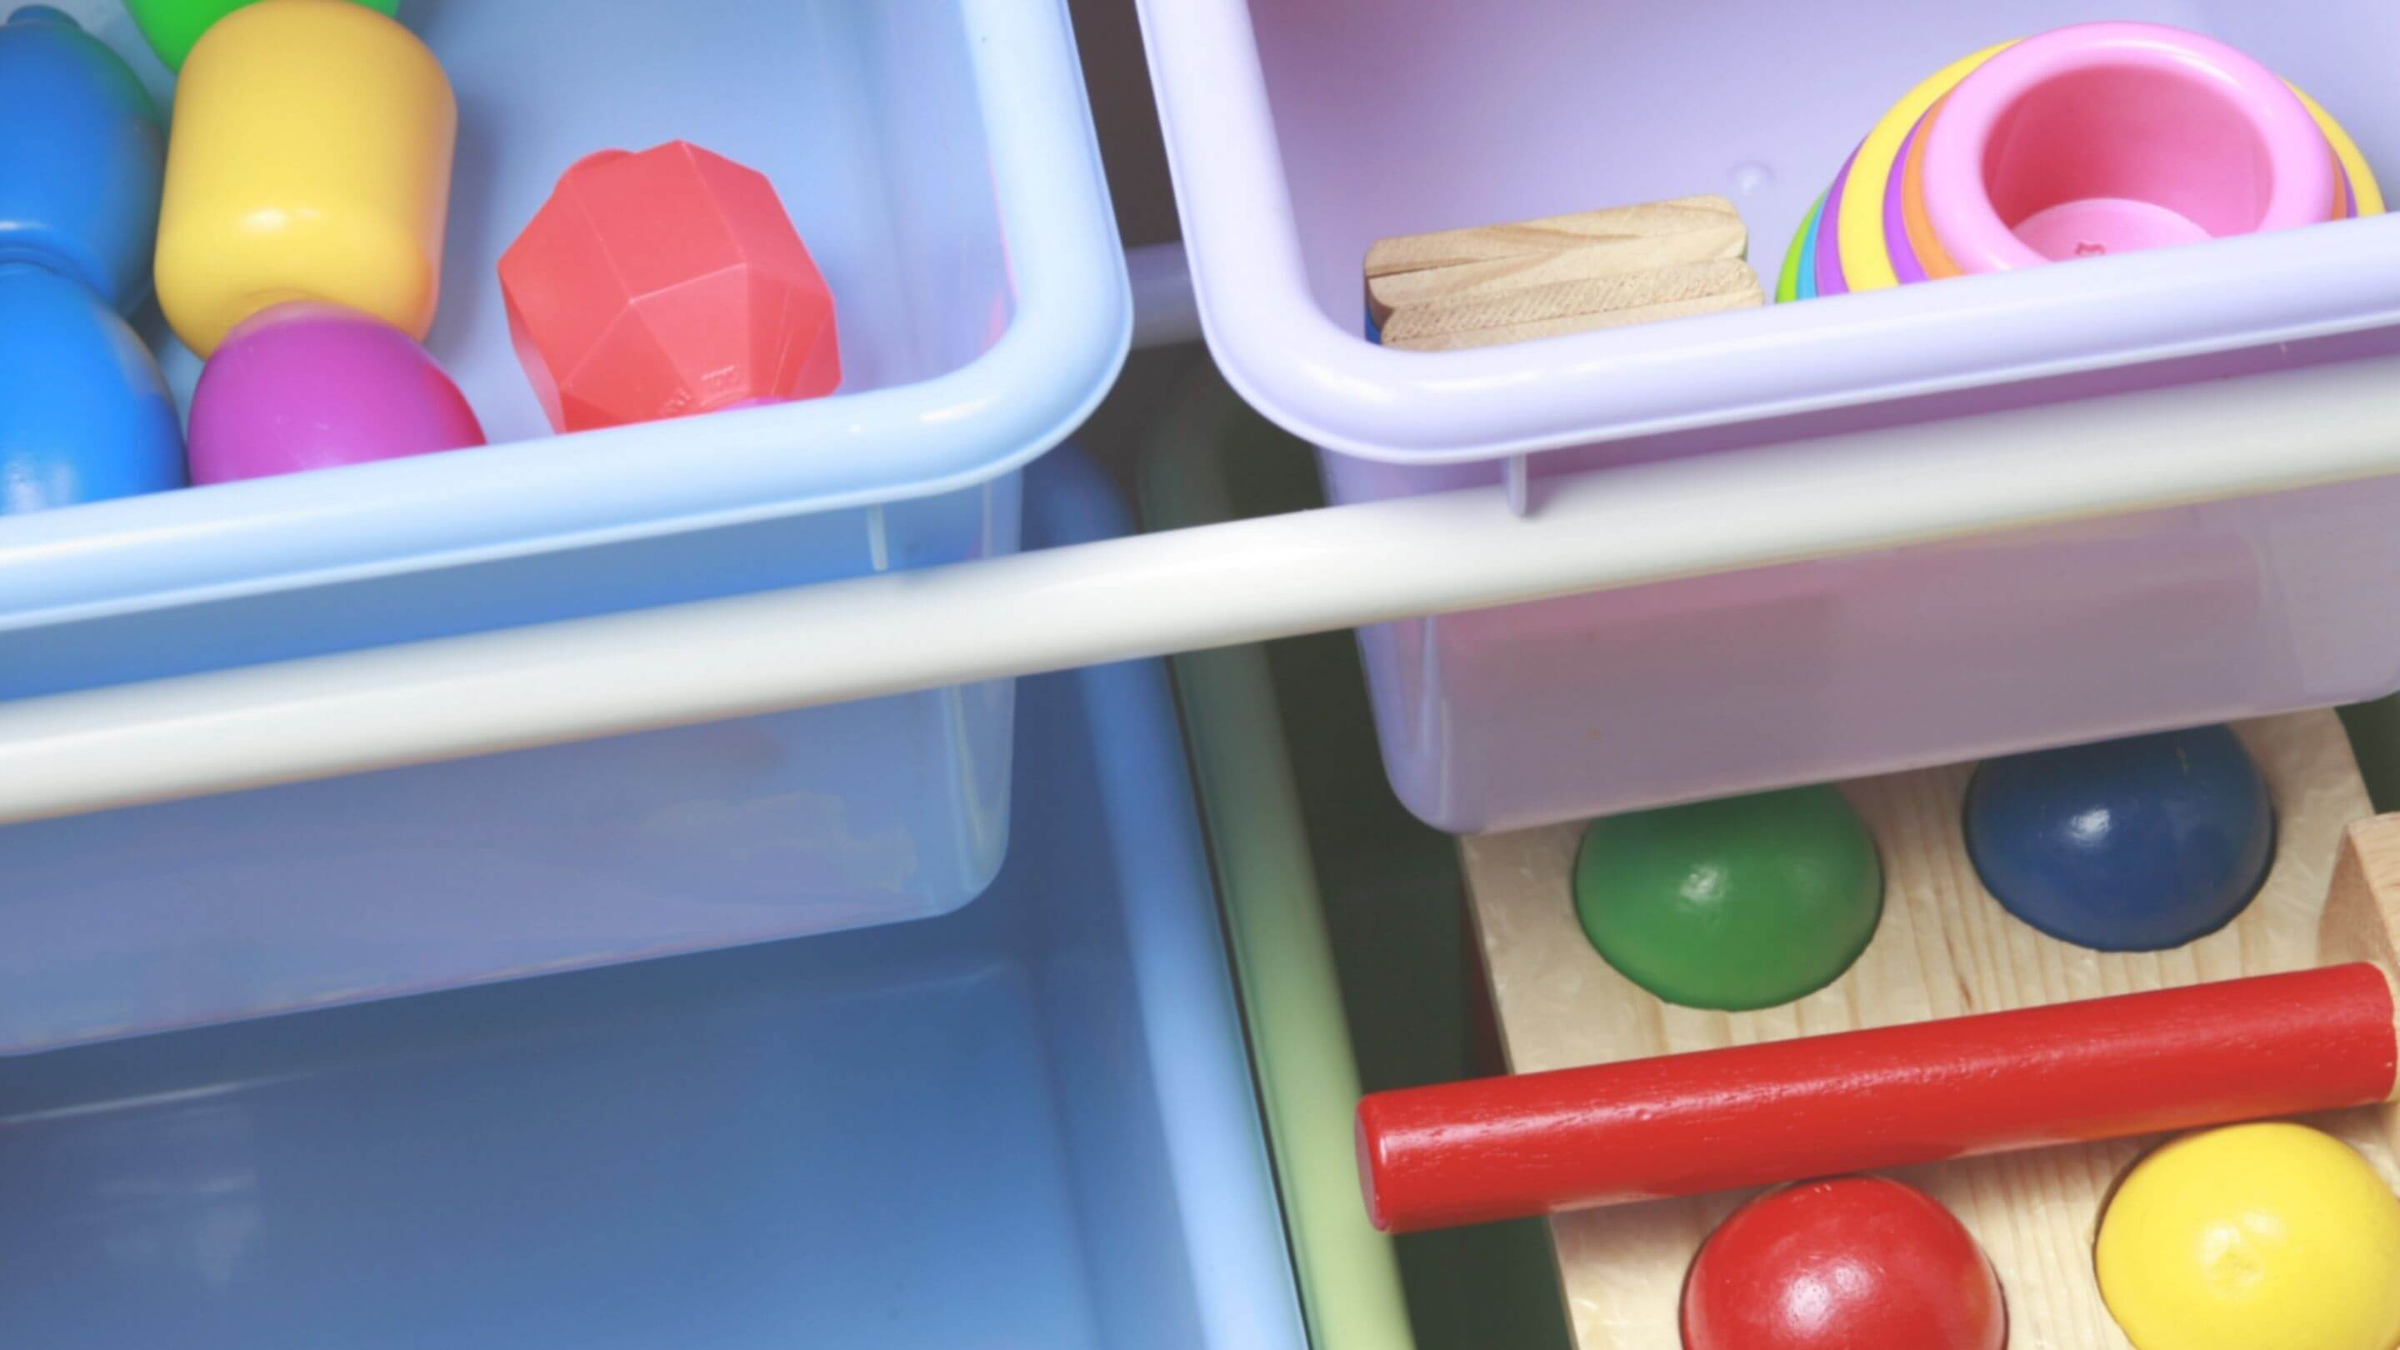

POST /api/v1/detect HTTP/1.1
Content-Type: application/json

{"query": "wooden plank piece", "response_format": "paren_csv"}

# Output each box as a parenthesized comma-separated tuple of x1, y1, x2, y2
(1365, 222, 1748, 328)
(1378, 257, 1761, 345)
(1363, 195, 1747, 279)
(1382, 269, 1763, 352)
(1364, 194, 1760, 353)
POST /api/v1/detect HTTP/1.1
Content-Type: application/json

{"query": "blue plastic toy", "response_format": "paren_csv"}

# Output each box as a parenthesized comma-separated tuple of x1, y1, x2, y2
(0, 6, 184, 514)
(1964, 724, 2276, 951)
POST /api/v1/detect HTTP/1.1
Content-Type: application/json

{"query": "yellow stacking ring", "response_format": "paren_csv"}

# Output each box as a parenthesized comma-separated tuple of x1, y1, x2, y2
(2294, 84, 2385, 215)
(1835, 42, 2014, 291)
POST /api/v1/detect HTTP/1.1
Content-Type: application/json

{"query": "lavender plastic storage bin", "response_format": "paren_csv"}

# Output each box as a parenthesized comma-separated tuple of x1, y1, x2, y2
(1139, 0, 2400, 832)
(0, 0, 1125, 1051)
(1173, 353, 2400, 832)
(1142, 0, 2399, 456)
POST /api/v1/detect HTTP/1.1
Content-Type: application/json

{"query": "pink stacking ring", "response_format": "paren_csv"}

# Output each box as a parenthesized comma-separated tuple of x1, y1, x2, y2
(1921, 22, 2337, 272)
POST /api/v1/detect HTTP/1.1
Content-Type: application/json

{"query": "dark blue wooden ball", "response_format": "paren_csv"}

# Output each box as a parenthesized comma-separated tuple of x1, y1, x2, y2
(1964, 725, 2274, 952)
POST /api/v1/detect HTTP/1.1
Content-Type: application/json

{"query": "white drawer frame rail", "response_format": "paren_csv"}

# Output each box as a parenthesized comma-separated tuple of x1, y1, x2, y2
(4, 242, 2399, 824)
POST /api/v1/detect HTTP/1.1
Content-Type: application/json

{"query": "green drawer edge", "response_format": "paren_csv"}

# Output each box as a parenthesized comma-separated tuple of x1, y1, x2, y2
(1137, 364, 1573, 1350)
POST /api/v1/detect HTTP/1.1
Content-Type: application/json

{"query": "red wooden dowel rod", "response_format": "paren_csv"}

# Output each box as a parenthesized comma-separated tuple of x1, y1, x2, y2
(1356, 962, 2400, 1234)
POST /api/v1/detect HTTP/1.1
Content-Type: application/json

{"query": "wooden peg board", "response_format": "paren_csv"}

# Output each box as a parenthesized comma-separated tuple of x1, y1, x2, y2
(1459, 711, 2400, 1350)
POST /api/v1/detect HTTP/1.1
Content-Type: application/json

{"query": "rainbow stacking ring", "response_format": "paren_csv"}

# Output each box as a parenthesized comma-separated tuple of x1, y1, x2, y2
(1794, 28, 2382, 306)
(1814, 152, 1857, 295)
(1777, 194, 1822, 302)
(1883, 122, 1928, 283)
(1900, 99, 1964, 278)
(1923, 23, 2337, 272)
(1836, 42, 2013, 290)
(2294, 83, 2384, 215)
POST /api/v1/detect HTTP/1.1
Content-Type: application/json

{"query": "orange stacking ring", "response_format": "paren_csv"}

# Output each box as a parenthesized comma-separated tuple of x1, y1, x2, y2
(1899, 98, 1961, 279)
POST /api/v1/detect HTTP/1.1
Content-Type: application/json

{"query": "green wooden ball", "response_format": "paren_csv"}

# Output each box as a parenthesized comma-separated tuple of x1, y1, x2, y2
(1573, 786, 1882, 1011)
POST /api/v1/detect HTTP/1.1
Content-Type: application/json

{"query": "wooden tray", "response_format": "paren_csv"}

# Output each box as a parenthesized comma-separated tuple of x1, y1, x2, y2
(1461, 711, 2400, 1350)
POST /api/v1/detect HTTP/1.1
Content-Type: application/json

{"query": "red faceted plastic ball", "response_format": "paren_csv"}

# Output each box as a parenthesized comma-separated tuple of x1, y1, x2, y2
(498, 140, 840, 433)
(1682, 1177, 2007, 1350)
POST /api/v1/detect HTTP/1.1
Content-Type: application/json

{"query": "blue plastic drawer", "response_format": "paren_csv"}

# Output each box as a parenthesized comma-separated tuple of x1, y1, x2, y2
(9, 0, 1123, 647)
(0, 0, 1128, 1050)
(0, 455, 1302, 1350)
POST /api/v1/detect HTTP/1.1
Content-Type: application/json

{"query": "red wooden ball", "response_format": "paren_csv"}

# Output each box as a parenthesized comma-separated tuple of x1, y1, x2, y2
(1682, 1177, 2007, 1350)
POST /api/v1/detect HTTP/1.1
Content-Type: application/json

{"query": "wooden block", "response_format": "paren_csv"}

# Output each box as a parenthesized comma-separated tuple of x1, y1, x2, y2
(1365, 195, 1761, 353)
(1379, 269, 1763, 352)
(1458, 711, 2400, 1350)
(2322, 813, 2400, 1159)
(1364, 196, 1748, 279)
(1365, 223, 1749, 328)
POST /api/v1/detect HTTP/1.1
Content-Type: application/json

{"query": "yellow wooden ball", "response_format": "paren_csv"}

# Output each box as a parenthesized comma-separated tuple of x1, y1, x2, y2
(2097, 1123, 2400, 1350)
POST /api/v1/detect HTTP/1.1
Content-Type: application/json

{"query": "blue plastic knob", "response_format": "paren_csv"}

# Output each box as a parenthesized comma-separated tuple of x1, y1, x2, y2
(1964, 725, 2274, 952)
(0, 6, 166, 313)
(0, 265, 186, 513)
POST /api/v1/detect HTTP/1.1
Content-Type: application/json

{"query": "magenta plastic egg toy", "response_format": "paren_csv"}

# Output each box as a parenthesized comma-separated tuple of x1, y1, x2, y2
(187, 301, 485, 484)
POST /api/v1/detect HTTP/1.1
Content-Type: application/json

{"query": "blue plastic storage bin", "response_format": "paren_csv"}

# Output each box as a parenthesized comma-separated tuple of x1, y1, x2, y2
(0, 0, 1128, 1050)
(0, 454, 1307, 1350)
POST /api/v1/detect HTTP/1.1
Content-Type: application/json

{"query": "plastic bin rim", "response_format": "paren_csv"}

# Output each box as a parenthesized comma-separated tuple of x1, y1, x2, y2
(0, 0, 1130, 633)
(1134, 0, 2400, 466)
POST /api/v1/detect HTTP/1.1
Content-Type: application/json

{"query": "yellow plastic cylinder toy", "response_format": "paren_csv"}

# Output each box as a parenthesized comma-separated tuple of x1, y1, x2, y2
(155, 0, 454, 357)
